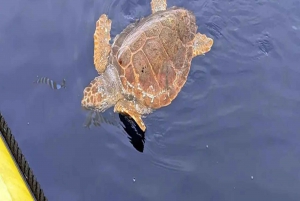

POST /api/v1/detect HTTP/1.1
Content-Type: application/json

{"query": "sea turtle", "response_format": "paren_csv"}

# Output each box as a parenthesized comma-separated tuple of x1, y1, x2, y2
(81, 0, 213, 131)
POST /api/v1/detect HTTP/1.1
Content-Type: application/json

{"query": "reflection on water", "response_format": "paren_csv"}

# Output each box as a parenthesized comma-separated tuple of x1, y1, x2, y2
(83, 110, 120, 128)
(83, 110, 145, 152)
(119, 113, 145, 152)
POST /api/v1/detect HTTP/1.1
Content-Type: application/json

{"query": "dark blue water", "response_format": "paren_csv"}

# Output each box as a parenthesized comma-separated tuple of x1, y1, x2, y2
(1, 0, 300, 200)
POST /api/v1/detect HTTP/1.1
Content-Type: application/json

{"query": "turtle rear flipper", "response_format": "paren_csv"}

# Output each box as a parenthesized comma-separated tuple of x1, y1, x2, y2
(94, 14, 112, 74)
(151, 0, 167, 13)
(192, 33, 214, 58)
(114, 99, 147, 132)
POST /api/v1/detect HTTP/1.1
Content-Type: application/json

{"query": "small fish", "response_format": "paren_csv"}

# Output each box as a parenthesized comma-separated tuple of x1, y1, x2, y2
(34, 77, 66, 90)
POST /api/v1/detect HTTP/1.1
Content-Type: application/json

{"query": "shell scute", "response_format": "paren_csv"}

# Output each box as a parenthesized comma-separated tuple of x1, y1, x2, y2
(143, 38, 168, 76)
(159, 27, 178, 58)
(158, 92, 171, 106)
(172, 40, 186, 70)
(117, 47, 131, 68)
(186, 46, 193, 59)
(132, 51, 160, 96)
(160, 14, 177, 29)
(113, 23, 135, 48)
(169, 85, 179, 100)
(144, 22, 162, 37)
(176, 66, 189, 88)
(144, 95, 160, 108)
(177, 11, 196, 43)
(190, 22, 198, 35)
(157, 60, 176, 90)
(124, 65, 136, 89)
(129, 32, 147, 52)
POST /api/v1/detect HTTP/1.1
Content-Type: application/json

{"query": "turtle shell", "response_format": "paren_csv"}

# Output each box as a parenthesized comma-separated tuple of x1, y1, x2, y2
(110, 7, 197, 109)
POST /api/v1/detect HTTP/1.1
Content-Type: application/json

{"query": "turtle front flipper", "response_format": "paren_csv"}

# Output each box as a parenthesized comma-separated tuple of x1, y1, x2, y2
(94, 14, 112, 74)
(151, 0, 167, 13)
(114, 99, 146, 132)
(192, 33, 214, 58)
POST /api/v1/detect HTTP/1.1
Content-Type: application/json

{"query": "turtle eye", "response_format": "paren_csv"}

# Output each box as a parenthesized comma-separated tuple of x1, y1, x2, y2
(118, 59, 123, 65)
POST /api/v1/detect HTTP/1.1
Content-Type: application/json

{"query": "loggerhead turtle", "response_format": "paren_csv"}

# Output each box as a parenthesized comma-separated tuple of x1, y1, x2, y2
(81, 0, 213, 131)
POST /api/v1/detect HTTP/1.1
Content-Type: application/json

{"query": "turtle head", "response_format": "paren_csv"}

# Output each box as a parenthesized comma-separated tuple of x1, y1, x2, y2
(81, 75, 119, 112)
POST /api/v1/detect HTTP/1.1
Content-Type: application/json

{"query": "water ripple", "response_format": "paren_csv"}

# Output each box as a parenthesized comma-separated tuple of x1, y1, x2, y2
(205, 19, 226, 39)
(146, 145, 196, 172)
(150, 156, 195, 172)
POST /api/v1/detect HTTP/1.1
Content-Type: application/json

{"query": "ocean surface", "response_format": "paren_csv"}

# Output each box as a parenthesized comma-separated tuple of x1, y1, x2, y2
(1, 0, 300, 200)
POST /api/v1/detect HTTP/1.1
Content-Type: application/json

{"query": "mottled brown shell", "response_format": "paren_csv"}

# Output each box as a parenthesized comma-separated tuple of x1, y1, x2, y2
(111, 7, 197, 109)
